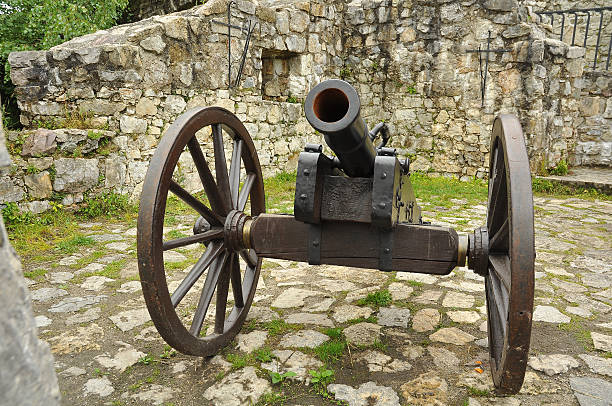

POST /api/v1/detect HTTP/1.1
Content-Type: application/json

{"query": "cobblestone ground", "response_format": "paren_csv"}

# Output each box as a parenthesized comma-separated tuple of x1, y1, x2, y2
(23, 194, 611, 406)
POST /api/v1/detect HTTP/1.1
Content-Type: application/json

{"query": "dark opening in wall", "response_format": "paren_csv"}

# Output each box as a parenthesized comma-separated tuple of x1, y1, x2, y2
(261, 50, 302, 101)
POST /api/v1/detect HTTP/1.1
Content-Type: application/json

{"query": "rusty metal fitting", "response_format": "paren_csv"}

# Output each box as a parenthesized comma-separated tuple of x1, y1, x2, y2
(457, 234, 468, 267)
(468, 227, 489, 277)
(224, 210, 250, 251)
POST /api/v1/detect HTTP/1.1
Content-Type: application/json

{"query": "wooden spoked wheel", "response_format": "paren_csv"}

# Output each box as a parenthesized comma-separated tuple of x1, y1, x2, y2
(470, 114, 535, 394)
(137, 107, 265, 356)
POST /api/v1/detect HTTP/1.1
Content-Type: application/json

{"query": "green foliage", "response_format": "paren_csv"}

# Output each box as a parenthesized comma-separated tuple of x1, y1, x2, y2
(261, 319, 301, 337)
(159, 345, 177, 359)
(410, 172, 488, 208)
(0, 0, 130, 128)
(226, 353, 255, 370)
(55, 234, 94, 253)
(87, 129, 104, 140)
(286, 95, 299, 103)
(77, 191, 131, 218)
(23, 268, 47, 280)
(549, 159, 569, 176)
(466, 386, 490, 397)
(356, 289, 392, 308)
(406, 84, 417, 94)
(137, 354, 156, 365)
(254, 347, 274, 362)
(531, 178, 610, 200)
(1, 202, 33, 226)
(309, 367, 333, 385)
(314, 340, 346, 363)
(256, 391, 286, 405)
(323, 327, 343, 340)
(269, 370, 296, 384)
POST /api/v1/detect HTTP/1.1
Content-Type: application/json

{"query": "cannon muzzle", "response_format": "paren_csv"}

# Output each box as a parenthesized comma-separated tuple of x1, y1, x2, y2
(304, 80, 376, 177)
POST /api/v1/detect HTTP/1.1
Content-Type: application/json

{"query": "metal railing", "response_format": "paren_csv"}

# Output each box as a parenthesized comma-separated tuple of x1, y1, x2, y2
(536, 6, 612, 71)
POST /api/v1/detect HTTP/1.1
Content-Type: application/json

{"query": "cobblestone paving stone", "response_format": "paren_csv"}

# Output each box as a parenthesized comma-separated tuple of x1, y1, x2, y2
(22, 195, 612, 405)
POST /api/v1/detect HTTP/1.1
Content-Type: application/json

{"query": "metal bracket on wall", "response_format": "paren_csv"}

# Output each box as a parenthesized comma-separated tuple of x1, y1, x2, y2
(466, 31, 509, 107)
(211, 1, 259, 89)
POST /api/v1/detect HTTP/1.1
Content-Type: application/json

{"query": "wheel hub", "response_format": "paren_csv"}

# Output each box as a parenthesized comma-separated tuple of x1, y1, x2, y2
(468, 226, 489, 277)
(224, 210, 251, 251)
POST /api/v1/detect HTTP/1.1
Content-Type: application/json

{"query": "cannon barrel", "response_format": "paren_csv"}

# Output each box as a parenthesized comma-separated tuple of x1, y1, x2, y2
(304, 80, 376, 177)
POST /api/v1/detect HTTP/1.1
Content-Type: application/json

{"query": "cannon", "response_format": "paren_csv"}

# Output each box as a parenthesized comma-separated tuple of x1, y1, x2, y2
(137, 80, 535, 394)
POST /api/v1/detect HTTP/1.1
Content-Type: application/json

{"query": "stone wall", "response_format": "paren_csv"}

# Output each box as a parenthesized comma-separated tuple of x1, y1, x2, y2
(0, 96, 61, 404)
(2, 0, 611, 211)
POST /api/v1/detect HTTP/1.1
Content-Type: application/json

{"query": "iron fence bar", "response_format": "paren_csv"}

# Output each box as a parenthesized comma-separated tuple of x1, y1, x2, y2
(584, 12, 591, 49)
(606, 34, 611, 70)
(228, 1, 235, 89)
(571, 12, 578, 46)
(593, 10, 604, 70)
(536, 6, 612, 15)
(560, 13, 565, 41)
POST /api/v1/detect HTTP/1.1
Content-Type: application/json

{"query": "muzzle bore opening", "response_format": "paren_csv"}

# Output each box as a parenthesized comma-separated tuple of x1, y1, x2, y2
(313, 88, 349, 123)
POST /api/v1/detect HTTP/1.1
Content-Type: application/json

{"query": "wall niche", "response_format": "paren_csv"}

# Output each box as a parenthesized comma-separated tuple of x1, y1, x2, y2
(261, 50, 305, 101)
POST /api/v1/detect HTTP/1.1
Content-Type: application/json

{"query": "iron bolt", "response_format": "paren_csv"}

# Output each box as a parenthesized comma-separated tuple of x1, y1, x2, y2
(381, 172, 387, 179)
(378, 202, 386, 208)
(303, 169, 310, 176)
(300, 193, 307, 200)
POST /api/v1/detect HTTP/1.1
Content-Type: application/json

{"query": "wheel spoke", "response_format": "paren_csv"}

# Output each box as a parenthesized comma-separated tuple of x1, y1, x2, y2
(229, 254, 244, 308)
(487, 270, 508, 337)
(239, 249, 258, 269)
(489, 217, 509, 253)
(163, 228, 223, 251)
(487, 144, 507, 232)
(238, 173, 256, 211)
(212, 124, 231, 211)
(229, 139, 243, 209)
(187, 137, 226, 214)
(169, 181, 223, 226)
(171, 242, 224, 307)
(489, 253, 512, 291)
(214, 252, 233, 334)
(189, 250, 229, 336)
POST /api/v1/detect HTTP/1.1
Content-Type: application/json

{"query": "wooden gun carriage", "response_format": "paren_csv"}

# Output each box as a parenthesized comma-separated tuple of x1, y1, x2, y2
(137, 80, 535, 394)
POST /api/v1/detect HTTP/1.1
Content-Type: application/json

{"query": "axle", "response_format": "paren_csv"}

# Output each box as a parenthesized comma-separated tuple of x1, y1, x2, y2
(230, 213, 469, 275)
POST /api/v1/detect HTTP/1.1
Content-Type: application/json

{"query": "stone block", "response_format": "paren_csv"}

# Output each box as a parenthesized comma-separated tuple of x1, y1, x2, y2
(502, 23, 530, 39)
(31, 101, 63, 116)
(53, 158, 99, 193)
(120, 116, 148, 134)
(79, 100, 126, 115)
(290, 11, 309, 33)
(21, 129, 57, 157)
(24, 171, 52, 199)
(140, 35, 166, 54)
(529, 40, 545, 63)
(135, 98, 157, 116)
(567, 46, 586, 59)
(544, 38, 568, 56)
(157, 16, 189, 41)
(483, 0, 517, 11)
(0, 178, 25, 203)
(276, 10, 289, 35)
(164, 95, 187, 115)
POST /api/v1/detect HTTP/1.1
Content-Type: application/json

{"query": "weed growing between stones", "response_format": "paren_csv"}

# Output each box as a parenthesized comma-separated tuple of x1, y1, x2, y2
(532, 178, 610, 200)
(558, 318, 593, 351)
(356, 289, 392, 308)
(56, 235, 95, 254)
